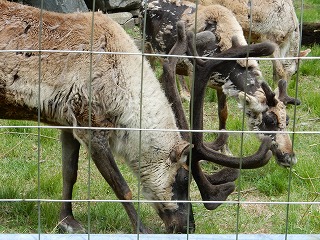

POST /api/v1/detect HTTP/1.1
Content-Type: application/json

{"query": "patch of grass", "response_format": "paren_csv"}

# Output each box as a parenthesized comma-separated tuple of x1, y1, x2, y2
(299, 45, 320, 76)
(125, 26, 142, 40)
(295, 0, 320, 22)
(255, 169, 289, 196)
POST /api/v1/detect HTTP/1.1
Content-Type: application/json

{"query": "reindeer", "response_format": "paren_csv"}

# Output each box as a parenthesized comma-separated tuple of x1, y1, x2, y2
(188, 0, 311, 86)
(143, 0, 297, 167)
(1, 0, 275, 233)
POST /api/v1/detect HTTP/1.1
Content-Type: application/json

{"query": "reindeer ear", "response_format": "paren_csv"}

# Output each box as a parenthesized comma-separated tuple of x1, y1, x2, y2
(299, 48, 311, 57)
(238, 91, 266, 113)
(231, 36, 241, 48)
(170, 141, 192, 163)
(261, 81, 277, 107)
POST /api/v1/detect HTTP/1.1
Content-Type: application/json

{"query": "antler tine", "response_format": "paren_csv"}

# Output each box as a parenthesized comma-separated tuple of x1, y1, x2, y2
(167, 21, 188, 67)
(204, 130, 229, 152)
(277, 79, 301, 105)
(205, 40, 276, 71)
(261, 81, 277, 107)
(161, 21, 189, 138)
(186, 31, 207, 67)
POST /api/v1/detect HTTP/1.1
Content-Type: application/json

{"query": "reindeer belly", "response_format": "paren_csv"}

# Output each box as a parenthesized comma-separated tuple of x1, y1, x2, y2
(0, 95, 38, 121)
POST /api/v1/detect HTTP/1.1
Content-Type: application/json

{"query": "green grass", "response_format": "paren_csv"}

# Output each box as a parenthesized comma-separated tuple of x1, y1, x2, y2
(294, 0, 320, 22)
(300, 45, 320, 76)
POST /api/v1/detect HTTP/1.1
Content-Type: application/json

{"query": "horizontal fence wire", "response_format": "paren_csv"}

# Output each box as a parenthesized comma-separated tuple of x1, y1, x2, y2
(0, 0, 319, 238)
(1, 199, 320, 205)
(1, 48, 319, 61)
(0, 125, 319, 135)
(0, 234, 319, 240)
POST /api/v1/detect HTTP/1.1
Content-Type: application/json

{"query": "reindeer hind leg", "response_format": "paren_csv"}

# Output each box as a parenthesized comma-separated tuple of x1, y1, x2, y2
(59, 130, 86, 233)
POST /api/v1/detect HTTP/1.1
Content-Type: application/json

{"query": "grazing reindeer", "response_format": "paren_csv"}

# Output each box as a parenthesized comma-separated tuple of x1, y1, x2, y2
(0, 0, 274, 233)
(143, 0, 297, 167)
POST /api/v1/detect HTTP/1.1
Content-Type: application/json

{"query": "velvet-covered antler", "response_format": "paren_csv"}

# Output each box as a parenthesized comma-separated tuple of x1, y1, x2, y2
(161, 22, 189, 140)
(277, 79, 301, 105)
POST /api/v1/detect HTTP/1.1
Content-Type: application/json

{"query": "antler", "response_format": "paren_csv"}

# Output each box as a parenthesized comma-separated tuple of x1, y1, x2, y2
(161, 21, 274, 210)
(161, 23, 189, 140)
(185, 29, 274, 168)
(277, 79, 301, 105)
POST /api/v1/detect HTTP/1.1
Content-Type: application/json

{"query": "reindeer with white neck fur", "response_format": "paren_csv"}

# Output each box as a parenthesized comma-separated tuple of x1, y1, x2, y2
(1, 0, 277, 233)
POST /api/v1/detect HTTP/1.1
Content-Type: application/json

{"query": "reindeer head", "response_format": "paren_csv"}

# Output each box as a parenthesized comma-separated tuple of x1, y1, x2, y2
(239, 80, 297, 167)
(200, 35, 298, 168)
(156, 165, 195, 233)
(143, 140, 195, 233)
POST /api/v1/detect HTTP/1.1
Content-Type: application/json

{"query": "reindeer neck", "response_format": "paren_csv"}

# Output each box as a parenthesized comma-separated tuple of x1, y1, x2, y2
(107, 63, 184, 208)
(109, 60, 181, 159)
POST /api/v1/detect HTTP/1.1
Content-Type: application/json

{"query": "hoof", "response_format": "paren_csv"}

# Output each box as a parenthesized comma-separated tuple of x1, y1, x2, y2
(59, 215, 87, 233)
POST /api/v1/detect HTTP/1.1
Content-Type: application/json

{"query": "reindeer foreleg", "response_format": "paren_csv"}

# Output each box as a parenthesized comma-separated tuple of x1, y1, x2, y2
(59, 130, 85, 233)
(217, 89, 228, 130)
(214, 89, 233, 155)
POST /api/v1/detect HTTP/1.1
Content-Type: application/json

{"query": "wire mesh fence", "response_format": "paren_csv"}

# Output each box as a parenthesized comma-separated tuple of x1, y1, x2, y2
(0, 0, 319, 238)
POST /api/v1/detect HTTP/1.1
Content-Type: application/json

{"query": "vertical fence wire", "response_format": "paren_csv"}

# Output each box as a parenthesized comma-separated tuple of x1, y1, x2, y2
(86, 0, 97, 237)
(235, 0, 255, 238)
(285, 0, 301, 238)
(36, 0, 44, 236)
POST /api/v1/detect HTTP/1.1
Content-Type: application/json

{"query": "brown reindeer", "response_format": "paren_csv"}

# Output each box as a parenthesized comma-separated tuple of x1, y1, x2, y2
(0, 0, 273, 233)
